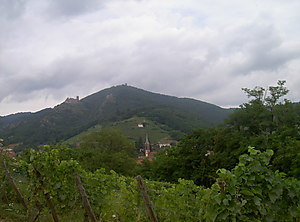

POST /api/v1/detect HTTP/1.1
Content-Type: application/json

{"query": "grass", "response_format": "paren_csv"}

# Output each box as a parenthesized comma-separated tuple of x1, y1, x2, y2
(65, 124, 103, 145)
(0, 203, 27, 222)
(66, 116, 173, 146)
(0, 203, 86, 222)
(108, 116, 171, 144)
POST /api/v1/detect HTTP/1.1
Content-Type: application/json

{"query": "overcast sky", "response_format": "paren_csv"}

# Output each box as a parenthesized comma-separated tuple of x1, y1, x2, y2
(1, 0, 300, 116)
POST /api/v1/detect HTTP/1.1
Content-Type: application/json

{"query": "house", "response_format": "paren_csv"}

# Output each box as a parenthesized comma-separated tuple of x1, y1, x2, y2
(158, 140, 177, 148)
(0, 147, 16, 158)
(137, 151, 157, 164)
(137, 123, 144, 128)
(0, 139, 16, 158)
(158, 142, 171, 148)
(205, 150, 214, 157)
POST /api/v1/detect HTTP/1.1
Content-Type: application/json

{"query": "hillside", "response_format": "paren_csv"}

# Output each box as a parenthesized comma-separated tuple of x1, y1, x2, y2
(66, 116, 178, 147)
(0, 85, 233, 150)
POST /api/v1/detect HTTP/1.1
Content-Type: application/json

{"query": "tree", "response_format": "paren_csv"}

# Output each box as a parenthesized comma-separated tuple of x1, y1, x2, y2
(140, 80, 300, 185)
(265, 80, 289, 107)
(226, 80, 300, 177)
(136, 136, 144, 155)
(229, 80, 296, 135)
(76, 129, 137, 176)
(242, 86, 265, 104)
(242, 80, 289, 106)
(138, 129, 221, 186)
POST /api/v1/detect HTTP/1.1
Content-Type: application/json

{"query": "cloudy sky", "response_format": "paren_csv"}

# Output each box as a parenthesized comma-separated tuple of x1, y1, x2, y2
(1, 0, 300, 116)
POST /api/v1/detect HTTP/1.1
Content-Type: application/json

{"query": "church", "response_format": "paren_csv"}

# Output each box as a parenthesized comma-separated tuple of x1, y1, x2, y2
(137, 134, 156, 163)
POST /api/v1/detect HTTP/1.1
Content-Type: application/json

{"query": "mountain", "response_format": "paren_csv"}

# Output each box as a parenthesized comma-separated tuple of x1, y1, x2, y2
(0, 85, 233, 150)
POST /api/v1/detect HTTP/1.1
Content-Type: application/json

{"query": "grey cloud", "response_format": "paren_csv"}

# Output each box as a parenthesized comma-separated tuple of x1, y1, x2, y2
(127, 31, 218, 94)
(0, 0, 26, 20)
(0, 60, 76, 102)
(0, 50, 126, 103)
(242, 47, 300, 74)
(223, 23, 300, 75)
(46, 0, 106, 17)
(1, 0, 300, 115)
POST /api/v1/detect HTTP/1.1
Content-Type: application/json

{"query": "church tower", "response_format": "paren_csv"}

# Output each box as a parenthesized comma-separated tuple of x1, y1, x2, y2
(144, 134, 152, 157)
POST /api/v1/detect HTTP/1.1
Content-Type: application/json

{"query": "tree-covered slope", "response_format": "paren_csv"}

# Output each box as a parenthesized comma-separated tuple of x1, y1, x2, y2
(138, 81, 300, 186)
(0, 85, 232, 149)
(81, 85, 232, 130)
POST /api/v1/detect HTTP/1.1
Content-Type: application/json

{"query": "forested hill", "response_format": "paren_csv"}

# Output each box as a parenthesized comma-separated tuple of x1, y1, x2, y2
(0, 85, 232, 149)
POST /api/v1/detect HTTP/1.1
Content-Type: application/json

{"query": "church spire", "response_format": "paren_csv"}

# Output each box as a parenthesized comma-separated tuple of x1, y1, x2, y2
(145, 133, 150, 145)
(144, 133, 151, 157)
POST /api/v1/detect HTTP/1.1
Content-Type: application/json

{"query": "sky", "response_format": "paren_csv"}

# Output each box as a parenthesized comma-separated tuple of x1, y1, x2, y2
(1, 0, 300, 116)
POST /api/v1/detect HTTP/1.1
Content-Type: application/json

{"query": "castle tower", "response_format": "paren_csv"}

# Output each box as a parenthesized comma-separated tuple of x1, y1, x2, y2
(144, 134, 151, 157)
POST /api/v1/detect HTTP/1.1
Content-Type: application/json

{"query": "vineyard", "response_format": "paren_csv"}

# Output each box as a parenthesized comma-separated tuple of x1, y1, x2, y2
(1, 147, 299, 222)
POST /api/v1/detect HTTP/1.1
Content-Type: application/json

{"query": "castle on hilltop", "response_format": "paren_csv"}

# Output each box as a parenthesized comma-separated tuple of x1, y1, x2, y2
(64, 96, 80, 104)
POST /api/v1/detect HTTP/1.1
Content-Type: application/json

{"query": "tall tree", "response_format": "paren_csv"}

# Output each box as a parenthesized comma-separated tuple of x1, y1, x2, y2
(229, 80, 295, 135)
(76, 129, 137, 175)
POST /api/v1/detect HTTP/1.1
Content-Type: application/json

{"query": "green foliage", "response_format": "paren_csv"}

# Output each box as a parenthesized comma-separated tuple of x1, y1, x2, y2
(267, 130, 300, 177)
(224, 80, 300, 178)
(1, 147, 300, 221)
(19, 146, 81, 213)
(107, 117, 177, 146)
(138, 129, 219, 186)
(67, 117, 177, 148)
(81, 169, 147, 221)
(236, 80, 295, 135)
(265, 80, 289, 107)
(0, 202, 28, 222)
(202, 148, 300, 221)
(139, 81, 300, 186)
(75, 128, 138, 176)
(0, 147, 21, 207)
(87, 148, 300, 221)
(242, 80, 289, 106)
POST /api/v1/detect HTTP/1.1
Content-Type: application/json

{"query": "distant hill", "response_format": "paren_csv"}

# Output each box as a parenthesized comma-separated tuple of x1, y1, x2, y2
(0, 85, 233, 150)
